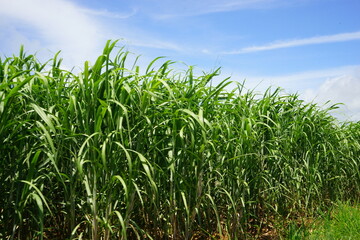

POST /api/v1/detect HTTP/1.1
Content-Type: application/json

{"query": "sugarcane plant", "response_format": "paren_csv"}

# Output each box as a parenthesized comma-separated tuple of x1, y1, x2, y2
(1, 40, 359, 239)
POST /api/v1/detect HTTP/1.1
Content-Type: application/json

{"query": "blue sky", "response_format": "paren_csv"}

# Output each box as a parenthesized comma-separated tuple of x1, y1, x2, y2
(1, 0, 360, 120)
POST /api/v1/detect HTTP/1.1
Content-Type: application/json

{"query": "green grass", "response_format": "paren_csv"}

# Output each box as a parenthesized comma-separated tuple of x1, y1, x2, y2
(308, 203, 360, 240)
(284, 202, 360, 240)
(1, 40, 360, 239)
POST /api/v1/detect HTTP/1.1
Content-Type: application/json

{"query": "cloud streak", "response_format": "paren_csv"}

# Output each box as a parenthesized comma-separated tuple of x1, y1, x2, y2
(146, 0, 288, 19)
(80, 8, 137, 19)
(223, 31, 360, 54)
(123, 40, 182, 51)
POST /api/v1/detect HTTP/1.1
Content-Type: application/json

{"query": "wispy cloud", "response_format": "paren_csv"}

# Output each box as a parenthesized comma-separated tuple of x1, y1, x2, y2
(80, 8, 137, 19)
(223, 31, 360, 54)
(146, 0, 288, 19)
(123, 40, 182, 51)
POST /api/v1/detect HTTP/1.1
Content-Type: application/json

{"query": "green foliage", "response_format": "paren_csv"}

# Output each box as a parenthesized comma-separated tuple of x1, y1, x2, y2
(1, 40, 360, 239)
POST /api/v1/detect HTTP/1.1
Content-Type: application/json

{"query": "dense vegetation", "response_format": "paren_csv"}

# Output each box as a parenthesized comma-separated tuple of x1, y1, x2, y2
(1, 41, 359, 239)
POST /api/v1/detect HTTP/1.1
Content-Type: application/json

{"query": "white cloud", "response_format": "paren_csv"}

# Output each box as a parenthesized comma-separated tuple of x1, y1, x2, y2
(302, 74, 360, 121)
(0, 0, 185, 67)
(225, 65, 359, 91)
(221, 65, 360, 121)
(195, 59, 360, 122)
(223, 31, 360, 54)
(0, 0, 106, 67)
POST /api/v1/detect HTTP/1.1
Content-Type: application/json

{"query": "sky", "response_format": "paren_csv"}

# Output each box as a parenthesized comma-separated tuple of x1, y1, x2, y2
(0, 0, 360, 121)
